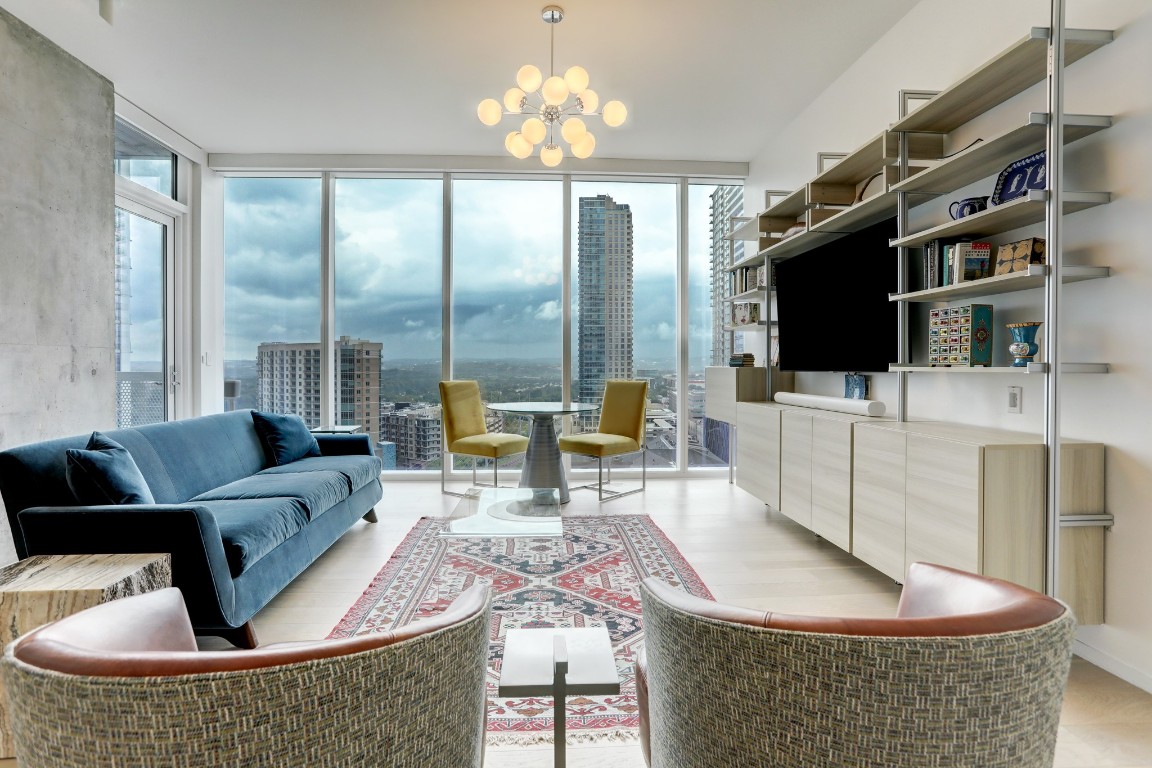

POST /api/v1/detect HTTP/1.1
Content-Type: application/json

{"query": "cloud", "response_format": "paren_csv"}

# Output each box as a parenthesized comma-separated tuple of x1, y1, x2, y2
(221, 176, 740, 366)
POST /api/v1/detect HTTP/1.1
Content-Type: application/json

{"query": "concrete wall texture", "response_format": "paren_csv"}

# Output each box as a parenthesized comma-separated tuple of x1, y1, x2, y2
(0, 7, 115, 563)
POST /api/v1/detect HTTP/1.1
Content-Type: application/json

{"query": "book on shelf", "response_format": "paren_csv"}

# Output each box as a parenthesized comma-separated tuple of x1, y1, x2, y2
(954, 241, 992, 283)
(728, 353, 756, 367)
(731, 302, 760, 326)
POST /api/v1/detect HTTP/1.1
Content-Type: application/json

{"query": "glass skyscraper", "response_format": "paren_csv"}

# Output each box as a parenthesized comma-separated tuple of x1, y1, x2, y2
(576, 195, 634, 405)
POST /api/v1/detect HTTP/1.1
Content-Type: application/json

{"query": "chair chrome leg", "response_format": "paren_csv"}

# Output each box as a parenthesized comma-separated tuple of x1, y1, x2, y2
(569, 447, 646, 503)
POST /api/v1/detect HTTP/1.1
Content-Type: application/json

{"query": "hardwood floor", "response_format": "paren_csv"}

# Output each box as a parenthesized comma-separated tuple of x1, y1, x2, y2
(3, 477, 1148, 766)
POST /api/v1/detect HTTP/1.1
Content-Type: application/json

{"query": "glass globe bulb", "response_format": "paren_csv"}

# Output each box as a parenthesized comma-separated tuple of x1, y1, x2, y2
(571, 132, 596, 159)
(602, 100, 627, 127)
(477, 98, 502, 126)
(522, 117, 547, 145)
(578, 88, 599, 114)
(561, 117, 587, 145)
(504, 131, 520, 153)
(516, 64, 542, 93)
(563, 66, 589, 94)
(509, 133, 533, 159)
(503, 87, 526, 113)
(541, 76, 570, 106)
(540, 144, 564, 167)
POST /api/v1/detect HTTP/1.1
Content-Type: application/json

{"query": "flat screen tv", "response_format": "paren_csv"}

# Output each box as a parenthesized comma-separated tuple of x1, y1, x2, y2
(774, 217, 899, 373)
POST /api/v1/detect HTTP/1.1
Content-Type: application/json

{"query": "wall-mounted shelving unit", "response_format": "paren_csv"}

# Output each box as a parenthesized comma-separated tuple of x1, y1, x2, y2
(720, 19, 1116, 621)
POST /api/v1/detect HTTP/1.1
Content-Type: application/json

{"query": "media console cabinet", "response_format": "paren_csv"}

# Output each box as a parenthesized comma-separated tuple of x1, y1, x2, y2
(735, 401, 1106, 623)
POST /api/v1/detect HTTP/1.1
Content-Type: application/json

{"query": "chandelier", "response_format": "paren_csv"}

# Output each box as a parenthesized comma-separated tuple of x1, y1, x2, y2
(476, 5, 627, 167)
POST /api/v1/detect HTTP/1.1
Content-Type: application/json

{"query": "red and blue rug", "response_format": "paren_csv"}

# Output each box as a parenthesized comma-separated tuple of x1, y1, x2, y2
(328, 515, 713, 745)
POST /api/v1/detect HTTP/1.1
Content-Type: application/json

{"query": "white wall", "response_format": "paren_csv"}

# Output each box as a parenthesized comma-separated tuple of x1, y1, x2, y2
(746, 0, 1152, 690)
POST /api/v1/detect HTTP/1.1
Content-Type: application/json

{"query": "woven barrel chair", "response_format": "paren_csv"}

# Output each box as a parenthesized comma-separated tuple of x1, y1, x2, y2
(1, 584, 491, 767)
(637, 563, 1076, 768)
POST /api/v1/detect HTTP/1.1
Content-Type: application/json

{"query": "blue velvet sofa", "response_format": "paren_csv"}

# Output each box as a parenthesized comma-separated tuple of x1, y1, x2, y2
(0, 410, 382, 647)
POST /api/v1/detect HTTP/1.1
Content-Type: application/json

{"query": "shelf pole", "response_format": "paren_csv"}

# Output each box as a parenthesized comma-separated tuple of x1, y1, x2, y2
(1044, 0, 1067, 600)
(896, 130, 910, 423)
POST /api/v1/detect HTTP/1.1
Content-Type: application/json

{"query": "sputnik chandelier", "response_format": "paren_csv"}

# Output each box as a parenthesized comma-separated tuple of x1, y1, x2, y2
(476, 5, 627, 166)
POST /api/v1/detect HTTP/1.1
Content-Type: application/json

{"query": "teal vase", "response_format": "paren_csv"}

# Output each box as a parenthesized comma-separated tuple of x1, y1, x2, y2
(1007, 322, 1042, 367)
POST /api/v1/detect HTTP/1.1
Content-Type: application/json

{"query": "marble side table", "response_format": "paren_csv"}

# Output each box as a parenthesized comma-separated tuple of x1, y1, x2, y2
(0, 553, 172, 758)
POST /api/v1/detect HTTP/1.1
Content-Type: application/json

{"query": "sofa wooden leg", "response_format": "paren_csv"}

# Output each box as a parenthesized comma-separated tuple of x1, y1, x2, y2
(220, 621, 259, 649)
(362, 509, 378, 523)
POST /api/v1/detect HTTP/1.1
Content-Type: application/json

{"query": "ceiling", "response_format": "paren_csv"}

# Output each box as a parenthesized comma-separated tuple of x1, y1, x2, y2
(3, 0, 921, 162)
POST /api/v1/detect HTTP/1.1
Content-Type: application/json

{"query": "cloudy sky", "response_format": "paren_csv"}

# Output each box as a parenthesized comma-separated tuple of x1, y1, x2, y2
(220, 176, 730, 369)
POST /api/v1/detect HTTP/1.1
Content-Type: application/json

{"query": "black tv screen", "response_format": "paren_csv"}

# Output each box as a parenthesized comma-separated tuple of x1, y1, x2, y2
(774, 217, 899, 373)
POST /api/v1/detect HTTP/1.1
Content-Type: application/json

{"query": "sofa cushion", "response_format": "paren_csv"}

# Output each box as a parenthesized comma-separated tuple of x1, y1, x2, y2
(258, 455, 382, 495)
(65, 432, 156, 506)
(251, 411, 321, 466)
(189, 471, 350, 520)
(197, 497, 310, 577)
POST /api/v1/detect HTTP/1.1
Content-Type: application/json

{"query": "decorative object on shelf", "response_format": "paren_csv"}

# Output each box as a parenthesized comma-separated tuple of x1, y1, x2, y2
(994, 237, 1046, 275)
(475, 5, 626, 167)
(929, 304, 993, 367)
(781, 222, 806, 240)
(948, 196, 990, 219)
(731, 302, 760, 326)
(990, 151, 1046, 205)
(844, 373, 870, 400)
(774, 391, 886, 417)
(854, 171, 885, 204)
(1007, 321, 1043, 367)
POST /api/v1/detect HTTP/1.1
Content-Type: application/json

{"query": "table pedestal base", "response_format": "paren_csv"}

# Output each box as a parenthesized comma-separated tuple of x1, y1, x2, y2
(521, 414, 570, 503)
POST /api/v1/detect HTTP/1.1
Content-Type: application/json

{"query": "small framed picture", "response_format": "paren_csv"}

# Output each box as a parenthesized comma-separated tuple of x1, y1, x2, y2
(844, 373, 869, 400)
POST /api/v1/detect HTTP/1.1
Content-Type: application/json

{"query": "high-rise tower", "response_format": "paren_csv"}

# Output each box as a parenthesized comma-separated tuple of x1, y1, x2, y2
(709, 185, 745, 366)
(577, 194, 634, 404)
(257, 336, 382, 444)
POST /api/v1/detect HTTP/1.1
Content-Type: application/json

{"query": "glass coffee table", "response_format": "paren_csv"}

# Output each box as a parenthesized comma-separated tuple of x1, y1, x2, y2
(441, 486, 563, 537)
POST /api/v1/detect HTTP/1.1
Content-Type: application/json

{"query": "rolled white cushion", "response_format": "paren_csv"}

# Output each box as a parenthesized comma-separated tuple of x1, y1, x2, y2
(773, 392, 886, 417)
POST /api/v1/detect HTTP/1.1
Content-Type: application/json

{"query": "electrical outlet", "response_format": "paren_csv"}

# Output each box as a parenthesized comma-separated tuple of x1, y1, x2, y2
(1007, 386, 1023, 414)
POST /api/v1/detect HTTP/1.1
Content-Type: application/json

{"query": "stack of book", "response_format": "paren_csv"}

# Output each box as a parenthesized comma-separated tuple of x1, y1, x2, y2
(729, 353, 756, 367)
(923, 240, 993, 289)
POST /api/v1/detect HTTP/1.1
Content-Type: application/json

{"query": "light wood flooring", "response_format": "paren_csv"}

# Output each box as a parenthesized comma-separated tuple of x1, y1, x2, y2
(5, 477, 1149, 766)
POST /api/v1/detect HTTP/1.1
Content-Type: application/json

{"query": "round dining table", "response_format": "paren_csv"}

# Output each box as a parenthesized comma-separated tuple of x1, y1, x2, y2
(486, 402, 599, 504)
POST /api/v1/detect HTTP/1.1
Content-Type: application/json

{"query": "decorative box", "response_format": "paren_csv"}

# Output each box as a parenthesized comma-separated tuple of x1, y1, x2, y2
(928, 304, 993, 367)
(732, 302, 760, 326)
(993, 237, 1046, 276)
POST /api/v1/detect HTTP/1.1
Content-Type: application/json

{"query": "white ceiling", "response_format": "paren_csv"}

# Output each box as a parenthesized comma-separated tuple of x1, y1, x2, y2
(3, 0, 921, 162)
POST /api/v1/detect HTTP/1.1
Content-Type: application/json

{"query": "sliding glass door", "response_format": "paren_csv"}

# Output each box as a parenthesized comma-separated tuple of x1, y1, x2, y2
(113, 203, 174, 427)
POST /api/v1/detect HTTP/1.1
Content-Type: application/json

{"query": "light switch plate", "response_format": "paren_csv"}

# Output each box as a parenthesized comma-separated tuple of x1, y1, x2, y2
(1007, 386, 1023, 414)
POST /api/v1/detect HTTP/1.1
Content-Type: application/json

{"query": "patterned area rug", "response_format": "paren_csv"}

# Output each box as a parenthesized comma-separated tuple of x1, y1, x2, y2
(329, 515, 713, 745)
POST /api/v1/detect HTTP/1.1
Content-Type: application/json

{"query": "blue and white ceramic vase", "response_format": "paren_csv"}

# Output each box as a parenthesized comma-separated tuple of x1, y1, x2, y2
(1007, 322, 1043, 367)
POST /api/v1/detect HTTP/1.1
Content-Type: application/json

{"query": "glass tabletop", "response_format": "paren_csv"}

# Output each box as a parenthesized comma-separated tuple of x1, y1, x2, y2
(486, 402, 599, 416)
(442, 487, 563, 537)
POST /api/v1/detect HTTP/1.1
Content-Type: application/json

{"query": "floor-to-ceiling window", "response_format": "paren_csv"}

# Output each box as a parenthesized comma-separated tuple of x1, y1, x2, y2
(334, 177, 443, 470)
(450, 178, 564, 471)
(569, 180, 677, 469)
(222, 177, 323, 422)
(219, 173, 740, 475)
(688, 183, 743, 467)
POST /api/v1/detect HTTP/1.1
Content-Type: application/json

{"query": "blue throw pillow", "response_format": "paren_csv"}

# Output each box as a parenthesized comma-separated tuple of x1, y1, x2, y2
(251, 411, 322, 466)
(65, 432, 156, 505)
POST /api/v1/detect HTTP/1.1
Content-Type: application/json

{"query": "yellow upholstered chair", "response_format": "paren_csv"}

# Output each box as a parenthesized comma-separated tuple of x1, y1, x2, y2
(558, 379, 648, 501)
(439, 380, 529, 496)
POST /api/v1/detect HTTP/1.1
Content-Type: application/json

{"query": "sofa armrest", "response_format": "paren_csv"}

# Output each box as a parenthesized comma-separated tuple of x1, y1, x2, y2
(17, 504, 239, 630)
(315, 433, 374, 456)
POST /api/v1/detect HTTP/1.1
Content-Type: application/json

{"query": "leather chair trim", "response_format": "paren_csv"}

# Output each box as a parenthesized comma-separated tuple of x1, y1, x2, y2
(642, 563, 1065, 638)
(13, 583, 491, 677)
